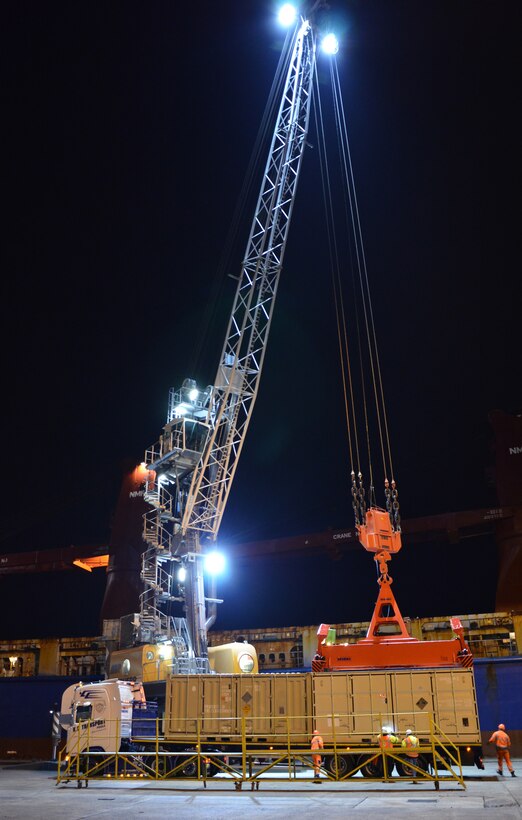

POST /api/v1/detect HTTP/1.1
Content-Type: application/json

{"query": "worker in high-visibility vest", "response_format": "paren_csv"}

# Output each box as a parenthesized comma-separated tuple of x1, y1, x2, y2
(401, 729, 420, 759)
(311, 729, 324, 782)
(378, 726, 399, 749)
(489, 724, 516, 777)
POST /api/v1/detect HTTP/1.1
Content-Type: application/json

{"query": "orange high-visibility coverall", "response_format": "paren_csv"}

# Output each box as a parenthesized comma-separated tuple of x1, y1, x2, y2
(311, 733, 324, 776)
(489, 729, 514, 773)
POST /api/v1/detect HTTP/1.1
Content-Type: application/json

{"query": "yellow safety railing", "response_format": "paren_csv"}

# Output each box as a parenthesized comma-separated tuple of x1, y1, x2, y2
(57, 709, 467, 790)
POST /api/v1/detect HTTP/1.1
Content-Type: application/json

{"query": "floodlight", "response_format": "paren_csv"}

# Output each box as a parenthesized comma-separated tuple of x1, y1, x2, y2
(204, 551, 226, 575)
(321, 33, 339, 55)
(174, 403, 188, 416)
(177, 566, 187, 583)
(278, 3, 297, 27)
(188, 388, 198, 402)
(158, 643, 172, 660)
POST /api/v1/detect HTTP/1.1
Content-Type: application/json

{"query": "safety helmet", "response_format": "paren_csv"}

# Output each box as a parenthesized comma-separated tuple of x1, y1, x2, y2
(313, 729, 320, 734)
(498, 723, 505, 731)
(405, 729, 412, 735)
(382, 726, 389, 734)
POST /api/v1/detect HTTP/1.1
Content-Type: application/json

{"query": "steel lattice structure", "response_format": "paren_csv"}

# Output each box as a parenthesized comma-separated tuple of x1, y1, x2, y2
(140, 16, 318, 653)
(182, 18, 316, 538)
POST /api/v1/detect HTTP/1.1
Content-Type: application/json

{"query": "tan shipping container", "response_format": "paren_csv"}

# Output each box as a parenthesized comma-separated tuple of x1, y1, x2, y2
(313, 667, 480, 744)
(164, 673, 312, 742)
(164, 667, 480, 748)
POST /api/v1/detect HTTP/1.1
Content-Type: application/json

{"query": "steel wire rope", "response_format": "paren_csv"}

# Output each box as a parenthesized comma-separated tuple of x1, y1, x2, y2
(326, 61, 376, 495)
(312, 65, 359, 477)
(330, 59, 396, 486)
(187, 27, 296, 379)
(329, 60, 382, 485)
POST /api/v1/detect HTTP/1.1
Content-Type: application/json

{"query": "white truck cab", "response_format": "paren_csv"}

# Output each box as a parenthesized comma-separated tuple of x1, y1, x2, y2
(60, 679, 136, 754)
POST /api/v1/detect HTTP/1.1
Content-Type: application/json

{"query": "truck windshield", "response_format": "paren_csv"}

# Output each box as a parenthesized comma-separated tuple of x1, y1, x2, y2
(75, 703, 92, 722)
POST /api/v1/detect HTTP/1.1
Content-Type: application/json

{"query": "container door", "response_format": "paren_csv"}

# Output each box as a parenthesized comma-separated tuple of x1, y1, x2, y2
(352, 672, 395, 739)
(390, 670, 434, 736)
(432, 669, 481, 741)
(313, 673, 355, 744)
(201, 675, 235, 735)
(164, 676, 200, 737)
(236, 674, 272, 737)
(272, 674, 310, 744)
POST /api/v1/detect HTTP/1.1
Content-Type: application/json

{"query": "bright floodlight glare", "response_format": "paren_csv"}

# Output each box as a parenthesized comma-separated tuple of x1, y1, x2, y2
(321, 33, 339, 55)
(278, 3, 297, 27)
(204, 551, 226, 576)
(188, 388, 198, 402)
(174, 403, 188, 416)
(177, 566, 187, 583)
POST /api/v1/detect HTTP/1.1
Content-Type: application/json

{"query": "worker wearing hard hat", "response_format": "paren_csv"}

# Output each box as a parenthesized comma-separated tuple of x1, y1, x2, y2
(488, 724, 516, 777)
(401, 729, 420, 759)
(311, 729, 324, 781)
(378, 726, 399, 749)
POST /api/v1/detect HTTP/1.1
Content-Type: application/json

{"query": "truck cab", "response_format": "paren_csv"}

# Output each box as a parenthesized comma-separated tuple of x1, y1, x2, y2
(60, 679, 135, 754)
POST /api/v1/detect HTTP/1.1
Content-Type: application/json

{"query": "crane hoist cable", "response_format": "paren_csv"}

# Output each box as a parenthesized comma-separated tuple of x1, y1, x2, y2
(331, 58, 401, 534)
(312, 69, 359, 477)
(312, 54, 400, 535)
(330, 59, 396, 490)
(313, 70, 369, 526)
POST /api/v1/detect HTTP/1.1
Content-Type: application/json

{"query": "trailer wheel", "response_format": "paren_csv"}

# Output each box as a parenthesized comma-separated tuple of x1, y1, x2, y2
(143, 753, 175, 778)
(396, 756, 427, 778)
(358, 754, 385, 778)
(325, 754, 355, 778)
(174, 750, 199, 778)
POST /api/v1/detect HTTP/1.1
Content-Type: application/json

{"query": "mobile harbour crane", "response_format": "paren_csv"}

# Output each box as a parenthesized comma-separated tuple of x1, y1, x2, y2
(61, 3, 485, 779)
(105, 0, 476, 683)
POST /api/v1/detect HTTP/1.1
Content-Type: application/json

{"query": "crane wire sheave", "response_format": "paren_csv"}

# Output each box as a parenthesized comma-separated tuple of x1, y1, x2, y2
(181, 19, 316, 540)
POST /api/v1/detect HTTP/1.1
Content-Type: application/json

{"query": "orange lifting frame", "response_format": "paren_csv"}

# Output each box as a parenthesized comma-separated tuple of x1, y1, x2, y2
(313, 507, 472, 671)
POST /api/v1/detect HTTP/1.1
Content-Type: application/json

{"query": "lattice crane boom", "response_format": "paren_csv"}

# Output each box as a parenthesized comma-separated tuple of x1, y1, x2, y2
(182, 18, 315, 539)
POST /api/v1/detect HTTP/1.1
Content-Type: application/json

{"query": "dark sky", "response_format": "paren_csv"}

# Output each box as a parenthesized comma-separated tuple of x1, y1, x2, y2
(2, 1, 520, 638)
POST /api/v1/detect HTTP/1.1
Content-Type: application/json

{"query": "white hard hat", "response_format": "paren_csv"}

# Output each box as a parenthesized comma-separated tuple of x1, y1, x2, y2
(405, 729, 412, 735)
(382, 726, 389, 733)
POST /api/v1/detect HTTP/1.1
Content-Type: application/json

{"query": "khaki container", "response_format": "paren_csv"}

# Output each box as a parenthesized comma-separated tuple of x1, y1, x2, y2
(164, 673, 312, 743)
(313, 667, 481, 744)
(164, 667, 480, 748)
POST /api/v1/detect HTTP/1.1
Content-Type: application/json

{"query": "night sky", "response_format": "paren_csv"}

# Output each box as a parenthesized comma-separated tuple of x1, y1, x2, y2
(2, 1, 520, 639)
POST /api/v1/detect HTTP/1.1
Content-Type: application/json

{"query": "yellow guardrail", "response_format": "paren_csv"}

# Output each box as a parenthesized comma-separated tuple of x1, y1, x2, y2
(57, 710, 467, 790)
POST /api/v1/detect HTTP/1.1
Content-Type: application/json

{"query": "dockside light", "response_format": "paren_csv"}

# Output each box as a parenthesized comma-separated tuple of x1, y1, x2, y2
(278, 3, 297, 27)
(321, 33, 339, 55)
(204, 551, 226, 575)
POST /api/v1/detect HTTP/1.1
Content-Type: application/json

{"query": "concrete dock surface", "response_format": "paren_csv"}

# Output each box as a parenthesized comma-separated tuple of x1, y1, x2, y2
(1, 761, 521, 819)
